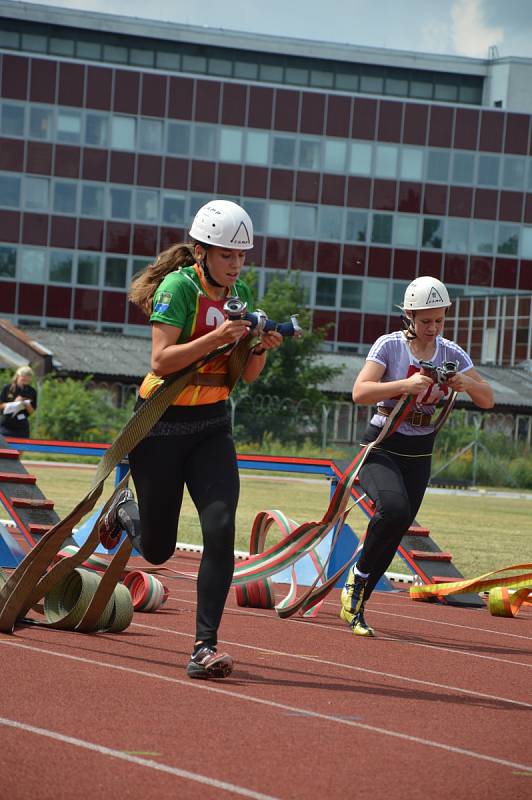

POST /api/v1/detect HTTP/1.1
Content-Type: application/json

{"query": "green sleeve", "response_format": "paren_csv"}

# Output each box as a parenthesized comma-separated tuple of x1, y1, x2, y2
(150, 274, 190, 328)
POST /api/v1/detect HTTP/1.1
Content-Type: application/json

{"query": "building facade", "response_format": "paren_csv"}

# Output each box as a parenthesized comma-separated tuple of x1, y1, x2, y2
(1, 2, 532, 353)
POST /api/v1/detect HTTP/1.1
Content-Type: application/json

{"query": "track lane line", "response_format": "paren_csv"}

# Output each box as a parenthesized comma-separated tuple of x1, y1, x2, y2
(1, 638, 531, 774)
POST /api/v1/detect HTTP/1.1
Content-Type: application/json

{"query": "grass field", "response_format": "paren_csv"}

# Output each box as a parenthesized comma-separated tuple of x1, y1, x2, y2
(20, 462, 531, 579)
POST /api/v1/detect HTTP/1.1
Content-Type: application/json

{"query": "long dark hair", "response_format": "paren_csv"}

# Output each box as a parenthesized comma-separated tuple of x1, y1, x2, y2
(128, 243, 197, 317)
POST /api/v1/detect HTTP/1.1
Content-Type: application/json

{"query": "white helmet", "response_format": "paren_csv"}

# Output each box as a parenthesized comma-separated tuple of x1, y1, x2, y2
(401, 277, 451, 311)
(189, 200, 253, 250)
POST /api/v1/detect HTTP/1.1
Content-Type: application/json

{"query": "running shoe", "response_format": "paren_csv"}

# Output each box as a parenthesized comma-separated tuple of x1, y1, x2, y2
(340, 605, 375, 636)
(99, 488, 135, 549)
(186, 646, 234, 680)
(341, 566, 368, 616)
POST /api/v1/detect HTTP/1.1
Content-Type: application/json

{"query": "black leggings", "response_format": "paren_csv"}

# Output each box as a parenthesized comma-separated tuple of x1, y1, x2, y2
(128, 404, 239, 646)
(355, 426, 435, 600)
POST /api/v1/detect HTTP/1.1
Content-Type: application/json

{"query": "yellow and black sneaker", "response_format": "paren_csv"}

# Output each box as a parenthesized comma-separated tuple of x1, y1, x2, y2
(340, 604, 375, 637)
(341, 566, 368, 616)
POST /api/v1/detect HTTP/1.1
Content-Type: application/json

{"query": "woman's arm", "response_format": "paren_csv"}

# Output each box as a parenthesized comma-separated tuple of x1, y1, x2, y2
(241, 330, 283, 383)
(447, 368, 494, 409)
(352, 360, 433, 405)
(150, 319, 252, 376)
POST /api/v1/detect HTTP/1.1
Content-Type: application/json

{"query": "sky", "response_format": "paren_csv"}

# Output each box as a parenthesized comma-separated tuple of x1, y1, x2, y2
(24, 0, 532, 60)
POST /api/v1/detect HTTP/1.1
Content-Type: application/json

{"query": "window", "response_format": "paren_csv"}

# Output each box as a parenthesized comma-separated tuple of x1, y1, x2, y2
(341, 278, 362, 309)
(392, 281, 409, 311)
(49, 251, 73, 283)
(182, 54, 207, 73)
(167, 122, 190, 155)
(85, 113, 108, 148)
(111, 116, 136, 150)
(234, 60, 258, 80)
(310, 69, 333, 88)
(497, 224, 519, 256)
(0, 245, 16, 278)
(371, 214, 393, 244)
(375, 145, 398, 179)
(395, 215, 418, 247)
(319, 206, 343, 241)
(209, 58, 232, 77)
(0, 174, 21, 208)
(400, 148, 423, 181)
(109, 187, 132, 220)
(193, 125, 217, 159)
(81, 184, 104, 217)
(446, 219, 469, 253)
(293, 205, 317, 238)
(29, 106, 53, 140)
(410, 79, 433, 99)
(427, 150, 450, 182)
(78, 254, 100, 285)
(364, 279, 389, 312)
(136, 190, 159, 222)
(477, 154, 500, 187)
(272, 136, 296, 167)
(103, 44, 128, 62)
(130, 48, 154, 67)
(0, 103, 24, 136)
(299, 139, 321, 171)
(244, 130, 269, 165)
(471, 221, 494, 254)
(267, 203, 291, 236)
(349, 142, 372, 175)
(452, 152, 475, 184)
(53, 182, 78, 215)
(24, 177, 49, 211)
(156, 51, 180, 70)
(260, 64, 283, 82)
(286, 67, 309, 85)
(219, 127, 243, 162)
(105, 256, 128, 288)
(502, 157, 525, 190)
(139, 118, 163, 153)
(345, 210, 368, 242)
(19, 248, 46, 283)
(162, 193, 186, 226)
(521, 227, 532, 259)
(422, 218, 444, 249)
(324, 139, 346, 173)
(243, 200, 266, 234)
(316, 276, 337, 307)
(57, 110, 81, 144)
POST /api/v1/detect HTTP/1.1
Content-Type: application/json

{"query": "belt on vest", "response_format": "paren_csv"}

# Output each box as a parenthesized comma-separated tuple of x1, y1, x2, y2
(377, 405, 433, 427)
(187, 372, 228, 387)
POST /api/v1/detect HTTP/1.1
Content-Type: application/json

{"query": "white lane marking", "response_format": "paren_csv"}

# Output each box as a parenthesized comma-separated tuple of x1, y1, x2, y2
(0, 716, 281, 800)
(131, 622, 532, 710)
(1, 639, 531, 774)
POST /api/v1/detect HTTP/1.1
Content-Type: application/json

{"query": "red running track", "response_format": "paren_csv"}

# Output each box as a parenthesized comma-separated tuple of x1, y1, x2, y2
(1, 550, 531, 800)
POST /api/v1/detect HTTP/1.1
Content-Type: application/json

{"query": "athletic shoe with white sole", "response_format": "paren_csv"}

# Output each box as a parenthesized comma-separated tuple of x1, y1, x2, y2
(186, 646, 234, 680)
(99, 488, 135, 550)
(340, 605, 375, 636)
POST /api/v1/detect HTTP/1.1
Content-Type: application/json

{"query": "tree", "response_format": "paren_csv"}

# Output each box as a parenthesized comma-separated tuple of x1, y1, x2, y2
(234, 270, 342, 444)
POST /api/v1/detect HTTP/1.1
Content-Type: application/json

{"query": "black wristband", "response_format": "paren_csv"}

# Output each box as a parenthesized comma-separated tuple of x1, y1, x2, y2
(252, 347, 266, 356)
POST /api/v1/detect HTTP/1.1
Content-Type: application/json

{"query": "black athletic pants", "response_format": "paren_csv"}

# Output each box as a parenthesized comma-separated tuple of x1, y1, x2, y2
(128, 401, 239, 646)
(355, 425, 435, 600)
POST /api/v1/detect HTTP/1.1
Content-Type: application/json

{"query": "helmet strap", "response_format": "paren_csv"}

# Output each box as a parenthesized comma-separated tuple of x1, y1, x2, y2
(196, 245, 224, 289)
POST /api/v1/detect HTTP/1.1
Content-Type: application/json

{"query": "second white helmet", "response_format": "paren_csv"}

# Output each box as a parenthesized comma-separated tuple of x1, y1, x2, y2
(401, 277, 451, 311)
(189, 200, 254, 250)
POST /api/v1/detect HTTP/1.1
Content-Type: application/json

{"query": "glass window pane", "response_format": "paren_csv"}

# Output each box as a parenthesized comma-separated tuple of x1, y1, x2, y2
(162, 193, 185, 225)
(183, 54, 207, 73)
(446, 219, 469, 253)
(299, 139, 321, 171)
(316, 276, 337, 307)
(25, 177, 49, 211)
(209, 57, 232, 77)
(422, 218, 444, 249)
(260, 64, 283, 82)
(341, 279, 362, 309)
(193, 125, 217, 159)
(109, 187, 132, 220)
(1, 103, 24, 136)
(434, 82, 458, 101)
(267, 203, 291, 236)
(50, 37, 75, 56)
(139, 118, 163, 153)
(310, 69, 333, 89)
(77, 40, 101, 59)
(245, 130, 269, 165)
(349, 142, 372, 175)
(85, 113, 108, 147)
(427, 150, 450, 182)
(22, 33, 47, 52)
(234, 61, 258, 80)
(130, 48, 154, 67)
(410, 80, 433, 99)
(78, 254, 100, 285)
(19, 248, 46, 283)
(497, 224, 519, 256)
(395, 215, 418, 247)
(345, 210, 368, 242)
(286, 67, 308, 85)
(156, 51, 180, 70)
(57, 110, 81, 144)
(111, 116, 136, 150)
(386, 77, 408, 96)
(375, 145, 398, 178)
(136, 189, 159, 222)
(336, 73, 359, 91)
(360, 74, 383, 93)
(0, 245, 16, 278)
(392, 281, 409, 310)
(272, 136, 295, 167)
(53, 182, 77, 214)
(471, 221, 494, 254)
(293, 205, 317, 237)
(167, 122, 190, 155)
(243, 200, 266, 234)
(105, 256, 128, 288)
(324, 140, 346, 173)
(521, 227, 532, 259)
(477, 154, 500, 187)
(49, 251, 73, 283)
(502, 157, 525, 190)
(81, 184, 104, 217)
(319, 206, 343, 241)
(452, 152, 475, 184)
(400, 148, 423, 181)
(364, 279, 388, 312)
(29, 106, 53, 140)
(103, 44, 128, 63)
(219, 127, 242, 162)
(371, 213, 393, 244)
(0, 174, 21, 208)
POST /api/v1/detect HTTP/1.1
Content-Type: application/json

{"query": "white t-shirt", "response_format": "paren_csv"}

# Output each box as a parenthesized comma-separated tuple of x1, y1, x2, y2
(366, 331, 474, 436)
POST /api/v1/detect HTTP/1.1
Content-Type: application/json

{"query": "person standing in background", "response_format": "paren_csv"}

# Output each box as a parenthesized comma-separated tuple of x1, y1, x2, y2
(0, 365, 37, 439)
